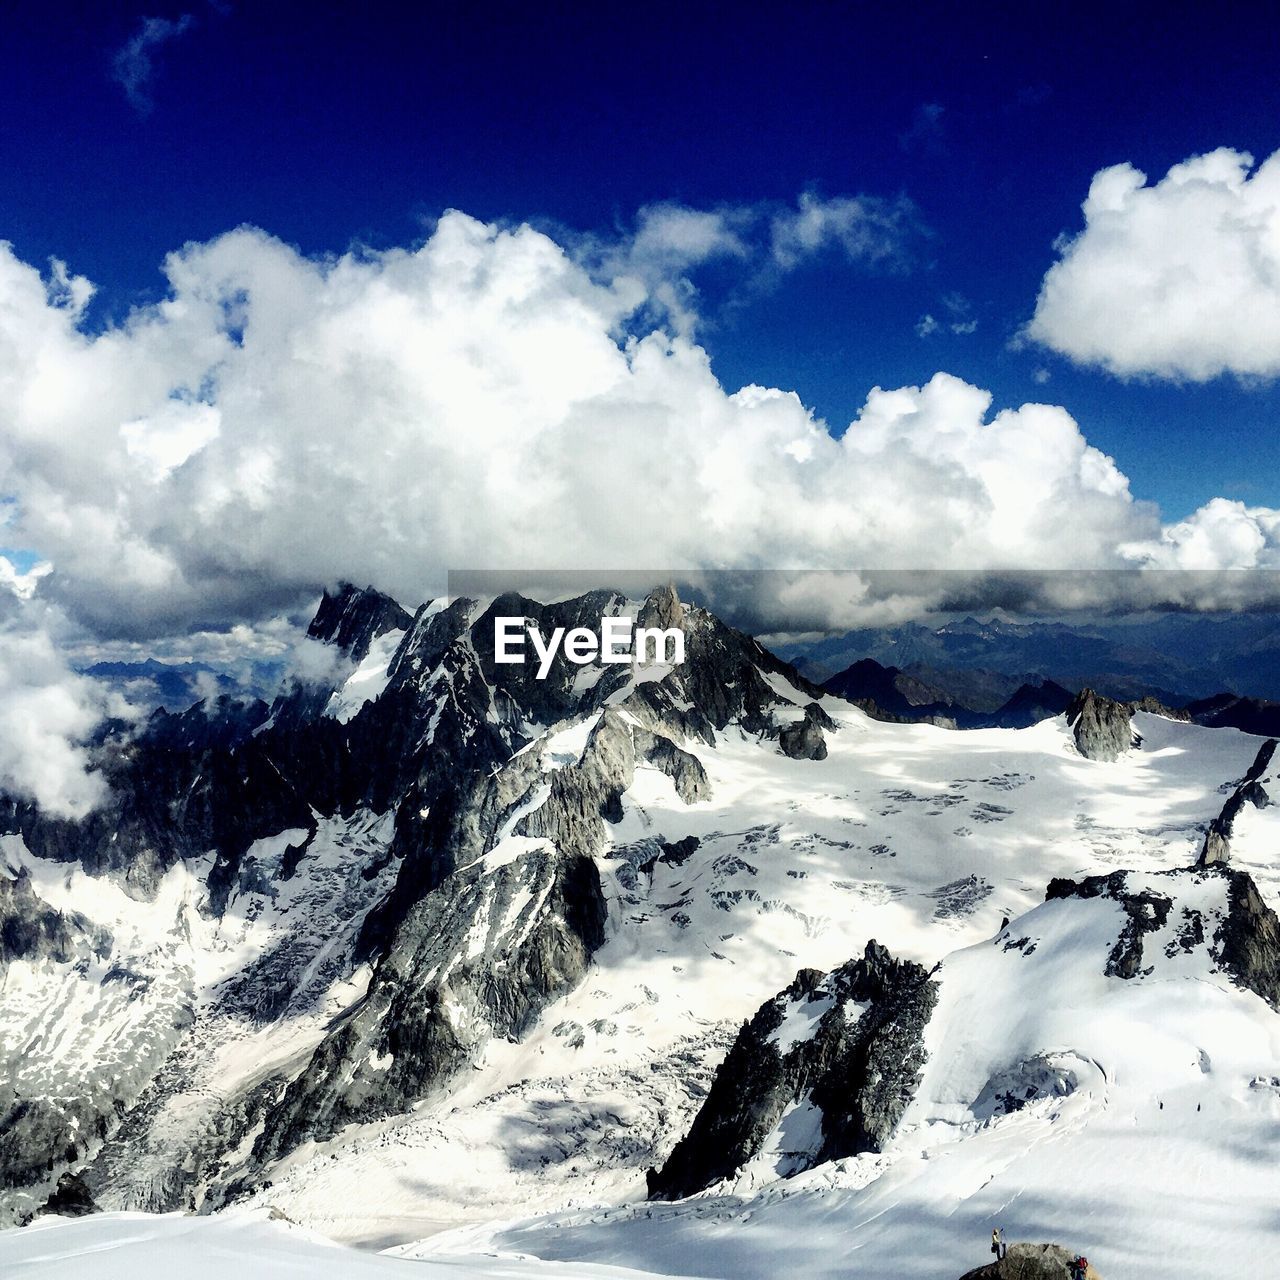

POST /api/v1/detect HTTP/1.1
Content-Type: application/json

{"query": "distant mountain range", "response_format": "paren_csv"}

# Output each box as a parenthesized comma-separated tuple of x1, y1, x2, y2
(78, 658, 284, 714)
(779, 612, 1280, 703)
(820, 653, 1280, 737)
(774, 613, 1280, 735)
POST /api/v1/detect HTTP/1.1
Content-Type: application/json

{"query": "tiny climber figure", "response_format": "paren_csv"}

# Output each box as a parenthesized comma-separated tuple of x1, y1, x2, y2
(991, 1227, 1007, 1260)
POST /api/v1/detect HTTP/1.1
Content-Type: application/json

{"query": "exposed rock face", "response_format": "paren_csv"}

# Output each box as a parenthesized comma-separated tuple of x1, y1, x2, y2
(1213, 871, 1280, 1009)
(1046, 868, 1175, 980)
(247, 841, 607, 1169)
(0, 693, 307, 899)
(1126, 694, 1190, 721)
(647, 940, 938, 1200)
(0, 871, 111, 965)
(37, 1172, 98, 1219)
(1045, 865, 1280, 1008)
(250, 699, 718, 1170)
(1, 875, 119, 1208)
(1199, 738, 1276, 866)
(633, 728, 712, 802)
(959, 1242, 1102, 1279)
(1065, 689, 1137, 761)
(674, 608, 829, 738)
(307, 582, 413, 660)
(267, 583, 416, 730)
(778, 703, 834, 760)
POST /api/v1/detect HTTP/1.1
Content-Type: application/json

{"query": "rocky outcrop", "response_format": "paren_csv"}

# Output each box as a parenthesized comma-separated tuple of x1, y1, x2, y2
(248, 840, 607, 1168)
(638, 835, 700, 876)
(647, 940, 938, 1200)
(1047, 868, 1174, 979)
(959, 1242, 1102, 1279)
(472, 590, 640, 725)
(1126, 694, 1190, 721)
(1199, 738, 1276, 866)
(778, 703, 836, 760)
(248, 706, 709, 1167)
(632, 727, 712, 802)
(307, 582, 412, 661)
(37, 1171, 98, 1219)
(1213, 870, 1280, 1009)
(673, 605, 829, 738)
(517, 711, 709, 853)
(1065, 689, 1137, 761)
(1046, 865, 1280, 1008)
(0, 871, 111, 965)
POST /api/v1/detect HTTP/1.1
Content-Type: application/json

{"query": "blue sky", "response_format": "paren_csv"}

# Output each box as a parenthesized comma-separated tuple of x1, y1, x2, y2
(2, 0, 1277, 521)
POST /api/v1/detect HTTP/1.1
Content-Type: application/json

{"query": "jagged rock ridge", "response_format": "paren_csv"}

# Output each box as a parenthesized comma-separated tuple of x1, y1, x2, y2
(1199, 737, 1277, 866)
(647, 939, 938, 1199)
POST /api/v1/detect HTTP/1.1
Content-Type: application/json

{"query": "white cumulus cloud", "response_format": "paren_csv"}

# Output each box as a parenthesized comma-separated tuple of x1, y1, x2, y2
(0, 213, 1177, 646)
(0, 625, 118, 818)
(1, 206, 1277, 658)
(0, 205, 1278, 800)
(1122, 497, 1280, 569)
(1028, 147, 1280, 380)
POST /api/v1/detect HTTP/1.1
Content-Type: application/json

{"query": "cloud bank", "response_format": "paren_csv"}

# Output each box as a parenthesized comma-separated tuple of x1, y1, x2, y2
(0, 626, 119, 819)
(0, 211, 1198, 644)
(1, 202, 1279, 811)
(1029, 147, 1280, 381)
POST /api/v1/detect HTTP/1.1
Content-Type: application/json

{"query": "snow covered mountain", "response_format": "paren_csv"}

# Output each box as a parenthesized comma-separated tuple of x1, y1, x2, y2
(3, 583, 1279, 1279)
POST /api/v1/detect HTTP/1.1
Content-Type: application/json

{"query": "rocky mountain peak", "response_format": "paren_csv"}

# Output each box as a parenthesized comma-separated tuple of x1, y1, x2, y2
(637, 581, 684, 632)
(1065, 688, 1136, 761)
(307, 582, 413, 661)
(647, 938, 938, 1200)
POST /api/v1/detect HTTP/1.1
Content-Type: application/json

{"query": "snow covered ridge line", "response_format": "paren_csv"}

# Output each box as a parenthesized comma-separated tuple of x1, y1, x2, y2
(493, 614, 686, 679)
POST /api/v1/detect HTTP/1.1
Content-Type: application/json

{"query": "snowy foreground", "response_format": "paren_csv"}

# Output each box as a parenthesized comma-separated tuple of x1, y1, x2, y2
(0, 1211, 694, 1280)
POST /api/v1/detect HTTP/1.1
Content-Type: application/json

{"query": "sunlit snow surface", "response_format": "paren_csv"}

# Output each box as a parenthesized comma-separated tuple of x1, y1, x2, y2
(0, 1212, 688, 1279)
(4, 692, 1280, 1279)
(243, 707, 1278, 1276)
(326, 629, 408, 723)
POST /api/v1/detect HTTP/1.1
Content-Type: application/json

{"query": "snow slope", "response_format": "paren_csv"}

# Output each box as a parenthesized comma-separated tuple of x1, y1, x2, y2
(232, 704, 1270, 1252)
(0, 1211, 697, 1280)
(406, 868, 1280, 1280)
(0, 810, 399, 1223)
(4, 587, 1278, 1280)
